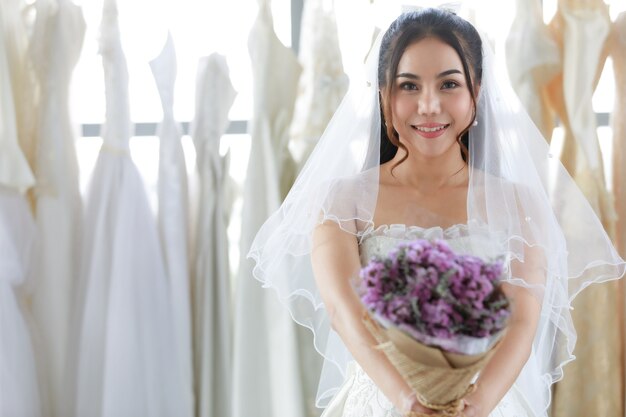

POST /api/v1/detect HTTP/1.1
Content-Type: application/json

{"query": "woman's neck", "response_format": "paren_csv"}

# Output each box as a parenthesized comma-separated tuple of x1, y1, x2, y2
(384, 145, 468, 194)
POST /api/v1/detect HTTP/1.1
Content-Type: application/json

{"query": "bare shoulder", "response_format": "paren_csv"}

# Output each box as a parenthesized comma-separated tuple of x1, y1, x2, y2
(319, 167, 379, 234)
(470, 168, 547, 223)
(471, 168, 539, 199)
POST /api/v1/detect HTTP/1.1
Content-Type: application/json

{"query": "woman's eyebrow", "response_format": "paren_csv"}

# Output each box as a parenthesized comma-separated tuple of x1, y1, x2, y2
(395, 69, 463, 79)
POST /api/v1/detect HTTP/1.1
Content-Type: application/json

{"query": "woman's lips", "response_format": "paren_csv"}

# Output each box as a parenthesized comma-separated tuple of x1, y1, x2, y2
(412, 123, 450, 139)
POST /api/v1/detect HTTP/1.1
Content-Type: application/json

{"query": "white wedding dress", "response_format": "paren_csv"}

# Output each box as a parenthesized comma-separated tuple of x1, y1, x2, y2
(150, 33, 194, 417)
(505, 0, 560, 141)
(0, 4, 41, 414)
(28, 2, 85, 414)
(232, 2, 316, 417)
(0, 189, 41, 417)
(290, 0, 348, 169)
(190, 52, 236, 417)
(71, 1, 187, 415)
(321, 224, 537, 417)
(611, 12, 626, 256)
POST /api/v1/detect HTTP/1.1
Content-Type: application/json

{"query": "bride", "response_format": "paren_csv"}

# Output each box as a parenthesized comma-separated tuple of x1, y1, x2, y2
(249, 7, 624, 417)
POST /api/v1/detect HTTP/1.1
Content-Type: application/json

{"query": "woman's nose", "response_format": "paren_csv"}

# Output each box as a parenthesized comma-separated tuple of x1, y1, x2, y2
(418, 89, 441, 115)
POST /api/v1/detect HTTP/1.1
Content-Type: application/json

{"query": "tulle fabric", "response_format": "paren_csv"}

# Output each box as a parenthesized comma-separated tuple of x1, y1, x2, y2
(248, 8, 625, 416)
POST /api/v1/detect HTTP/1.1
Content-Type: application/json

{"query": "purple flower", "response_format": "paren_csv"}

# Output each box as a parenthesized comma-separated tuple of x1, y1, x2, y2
(359, 238, 511, 342)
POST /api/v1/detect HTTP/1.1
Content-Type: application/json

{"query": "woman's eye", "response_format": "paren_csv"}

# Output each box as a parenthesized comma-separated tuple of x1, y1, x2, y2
(399, 82, 418, 91)
(442, 80, 460, 89)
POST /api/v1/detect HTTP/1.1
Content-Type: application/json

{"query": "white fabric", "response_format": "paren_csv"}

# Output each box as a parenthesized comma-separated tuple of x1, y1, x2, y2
(612, 12, 626, 255)
(0, 1, 35, 192)
(322, 361, 533, 417)
(559, 2, 615, 225)
(0, 8, 41, 413)
(504, 0, 560, 140)
(232, 2, 318, 417)
(70, 1, 187, 415)
(1, 0, 38, 175)
(0, 188, 42, 417)
(248, 7, 625, 417)
(28, 1, 84, 415)
(290, 0, 348, 169)
(149, 33, 194, 417)
(190, 52, 236, 417)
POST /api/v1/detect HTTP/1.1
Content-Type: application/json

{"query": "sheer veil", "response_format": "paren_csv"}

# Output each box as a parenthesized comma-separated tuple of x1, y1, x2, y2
(248, 5, 625, 416)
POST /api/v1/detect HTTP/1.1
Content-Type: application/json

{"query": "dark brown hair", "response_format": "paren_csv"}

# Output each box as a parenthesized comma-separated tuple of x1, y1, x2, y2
(377, 8, 483, 166)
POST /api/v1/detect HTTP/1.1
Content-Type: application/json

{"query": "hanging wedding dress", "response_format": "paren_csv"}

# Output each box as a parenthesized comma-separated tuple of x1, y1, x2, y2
(611, 12, 626, 257)
(290, 0, 348, 169)
(0, 5, 41, 415)
(0, 190, 41, 417)
(27, 1, 85, 415)
(232, 2, 317, 417)
(149, 33, 194, 417)
(545, 12, 577, 174)
(608, 15, 626, 415)
(70, 1, 186, 415)
(190, 52, 236, 417)
(0, 4, 36, 193)
(551, 2, 622, 417)
(505, 0, 560, 142)
(558, 0, 614, 228)
(288, 0, 347, 408)
(1, 0, 38, 189)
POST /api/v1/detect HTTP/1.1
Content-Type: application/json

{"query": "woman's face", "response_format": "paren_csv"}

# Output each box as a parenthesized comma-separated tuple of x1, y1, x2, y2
(388, 37, 474, 160)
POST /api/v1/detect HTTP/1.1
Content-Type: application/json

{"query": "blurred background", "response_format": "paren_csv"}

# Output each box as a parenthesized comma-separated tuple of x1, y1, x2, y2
(2, 0, 626, 416)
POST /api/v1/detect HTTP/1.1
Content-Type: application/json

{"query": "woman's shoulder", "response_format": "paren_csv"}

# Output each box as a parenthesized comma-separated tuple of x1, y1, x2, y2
(321, 167, 380, 202)
(471, 168, 528, 193)
(469, 168, 544, 219)
(319, 168, 379, 234)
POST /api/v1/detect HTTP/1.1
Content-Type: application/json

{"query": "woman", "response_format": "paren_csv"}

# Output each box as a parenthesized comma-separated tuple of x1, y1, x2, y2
(249, 8, 624, 417)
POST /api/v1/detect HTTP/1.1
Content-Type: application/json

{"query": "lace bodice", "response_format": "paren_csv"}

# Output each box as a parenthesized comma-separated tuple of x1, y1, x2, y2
(358, 223, 505, 268)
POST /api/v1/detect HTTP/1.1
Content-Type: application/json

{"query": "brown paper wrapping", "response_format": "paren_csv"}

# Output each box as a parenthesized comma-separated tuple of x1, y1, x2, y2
(363, 313, 497, 411)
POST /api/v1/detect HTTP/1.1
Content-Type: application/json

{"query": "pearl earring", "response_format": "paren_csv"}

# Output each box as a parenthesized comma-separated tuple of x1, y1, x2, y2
(472, 120, 478, 127)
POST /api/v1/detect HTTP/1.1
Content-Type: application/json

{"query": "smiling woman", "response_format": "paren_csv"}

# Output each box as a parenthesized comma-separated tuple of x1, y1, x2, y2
(388, 38, 474, 161)
(247, 7, 625, 417)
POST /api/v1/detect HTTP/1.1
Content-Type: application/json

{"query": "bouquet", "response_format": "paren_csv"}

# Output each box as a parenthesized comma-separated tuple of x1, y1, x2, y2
(359, 239, 510, 416)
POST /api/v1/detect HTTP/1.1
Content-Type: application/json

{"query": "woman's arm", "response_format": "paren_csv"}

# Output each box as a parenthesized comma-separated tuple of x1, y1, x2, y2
(462, 246, 544, 417)
(311, 221, 433, 414)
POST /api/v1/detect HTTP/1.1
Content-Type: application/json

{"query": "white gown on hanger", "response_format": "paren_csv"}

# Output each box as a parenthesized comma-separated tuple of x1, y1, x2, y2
(505, 0, 560, 141)
(149, 33, 194, 417)
(28, 2, 85, 413)
(0, 3, 35, 192)
(2, 0, 38, 174)
(71, 1, 186, 415)
(0, 5, 41, 414)
(611, 12, 626, 256)
(559, 1, 615, 227)
(232, 2, 318, 417)
(290, 0, 348, 169)
(0, 190, 41, 417)
(321, 224, 538, 417)
(190, 52, 236, 417)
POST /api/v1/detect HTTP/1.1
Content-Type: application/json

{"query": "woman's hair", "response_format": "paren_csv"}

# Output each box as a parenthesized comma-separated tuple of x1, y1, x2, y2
(378, 8, 483, 165)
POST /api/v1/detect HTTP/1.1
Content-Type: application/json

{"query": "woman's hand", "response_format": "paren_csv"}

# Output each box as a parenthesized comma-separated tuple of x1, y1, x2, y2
(399, 391, 437, 416)
(459, 389, 490, 417)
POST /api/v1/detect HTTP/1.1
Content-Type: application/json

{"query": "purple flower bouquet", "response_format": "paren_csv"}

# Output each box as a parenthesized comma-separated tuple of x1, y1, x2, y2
(359, 239, 510, 414)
